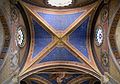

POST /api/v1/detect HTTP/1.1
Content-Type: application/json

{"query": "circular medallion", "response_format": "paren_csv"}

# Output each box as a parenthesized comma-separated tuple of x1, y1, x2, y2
(101, 51, 109, 66)
(101, 9, 108, 23)
(16, 26, 26, 48)
(10, 7, 19, 23)
(95, 26, 104, 46)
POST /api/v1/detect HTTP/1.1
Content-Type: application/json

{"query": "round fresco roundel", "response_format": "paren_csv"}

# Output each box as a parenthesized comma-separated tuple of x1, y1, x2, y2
(16, 26, 26, 48)
(100, 9, 108, 23)
(101, 51, 109, 66)
(10, 6, 19, 23)
(95, 26, 104, 46)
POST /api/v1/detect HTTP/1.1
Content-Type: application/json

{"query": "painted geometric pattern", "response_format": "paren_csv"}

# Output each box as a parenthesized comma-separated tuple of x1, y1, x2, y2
(32, 20, 52, 58)
(39, 47, 82, 63)
(69, 17, 89, 58)
(38, 12, 83, 30)
(37, 73, 81, 84)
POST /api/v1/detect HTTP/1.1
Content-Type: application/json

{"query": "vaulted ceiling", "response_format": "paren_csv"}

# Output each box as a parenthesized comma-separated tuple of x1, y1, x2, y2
(0, 0, 120, 84)
(18, 1, 102, 83)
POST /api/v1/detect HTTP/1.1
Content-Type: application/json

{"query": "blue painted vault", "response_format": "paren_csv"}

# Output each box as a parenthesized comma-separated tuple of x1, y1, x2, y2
(38, 12, 83, 31)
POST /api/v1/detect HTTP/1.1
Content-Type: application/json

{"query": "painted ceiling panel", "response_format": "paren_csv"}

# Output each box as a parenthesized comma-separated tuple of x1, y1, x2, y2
(32, 20, 52, 58)
(37, 73, 57, 84)
(69, 17, 89, 59)
(38, 12, 83, 30)
(37, 73, 81, 84)
(39, 47, 82, 63)
(61, 74, 81, 84)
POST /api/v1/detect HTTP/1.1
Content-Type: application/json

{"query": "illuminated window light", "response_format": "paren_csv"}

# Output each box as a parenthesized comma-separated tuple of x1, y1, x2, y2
(47, 0, 73, 7)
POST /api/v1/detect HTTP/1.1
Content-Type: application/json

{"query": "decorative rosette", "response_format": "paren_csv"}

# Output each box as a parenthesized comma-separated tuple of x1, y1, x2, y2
(16, 26, 26, 48)
(47, 0, 73, 7)
(95, 26, 104, 46)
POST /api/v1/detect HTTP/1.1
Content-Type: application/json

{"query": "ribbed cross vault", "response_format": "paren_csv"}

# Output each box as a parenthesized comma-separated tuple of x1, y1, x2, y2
(19, 1, 102, 83)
